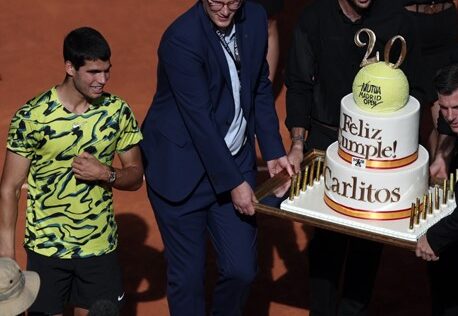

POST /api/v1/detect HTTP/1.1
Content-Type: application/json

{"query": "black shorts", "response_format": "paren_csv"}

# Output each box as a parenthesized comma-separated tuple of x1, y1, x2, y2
(26, 249, 124, 314)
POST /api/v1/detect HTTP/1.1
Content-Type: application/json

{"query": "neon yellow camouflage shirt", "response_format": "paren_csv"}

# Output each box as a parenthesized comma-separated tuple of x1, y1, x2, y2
(7, 87, 143, 258)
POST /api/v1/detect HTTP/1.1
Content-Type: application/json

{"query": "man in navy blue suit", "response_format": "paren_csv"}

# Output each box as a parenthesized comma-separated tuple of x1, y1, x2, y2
(140, 1, 292, 315)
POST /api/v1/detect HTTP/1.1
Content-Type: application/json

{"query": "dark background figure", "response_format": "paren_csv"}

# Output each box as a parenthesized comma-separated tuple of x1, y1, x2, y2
(403, 0, 458, 157)
(410, 5, 458, 315)
(417, 63, 458, 316)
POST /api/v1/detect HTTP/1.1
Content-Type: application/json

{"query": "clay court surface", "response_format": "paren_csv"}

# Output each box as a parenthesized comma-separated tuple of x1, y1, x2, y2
(0, 1, 436, 315)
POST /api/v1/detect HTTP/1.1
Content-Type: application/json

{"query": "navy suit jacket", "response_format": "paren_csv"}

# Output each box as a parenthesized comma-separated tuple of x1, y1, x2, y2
(141, 1, 286, 202)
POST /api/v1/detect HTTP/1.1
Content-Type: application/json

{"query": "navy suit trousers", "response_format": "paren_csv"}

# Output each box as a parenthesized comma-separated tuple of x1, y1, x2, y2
(147, 144, 258, 316)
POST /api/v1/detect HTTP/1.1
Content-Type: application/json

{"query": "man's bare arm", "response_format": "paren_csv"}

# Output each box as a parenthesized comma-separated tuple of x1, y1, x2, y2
(287, 127, 308, 173)
(0, 151, 31, 258)
(72, 145, 144, 191)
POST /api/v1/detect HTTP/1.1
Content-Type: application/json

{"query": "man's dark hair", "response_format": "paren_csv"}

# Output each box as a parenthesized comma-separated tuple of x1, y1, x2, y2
(434, 63, 458, 96)
(63, 26, 111, 70)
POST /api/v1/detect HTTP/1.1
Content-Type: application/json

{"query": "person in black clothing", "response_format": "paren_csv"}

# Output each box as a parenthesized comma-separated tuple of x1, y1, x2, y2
(416, 63, 458, 316)
(404, 0, 458, 106)
(285, 0, 424, 315)
(403, 0, 458, 157)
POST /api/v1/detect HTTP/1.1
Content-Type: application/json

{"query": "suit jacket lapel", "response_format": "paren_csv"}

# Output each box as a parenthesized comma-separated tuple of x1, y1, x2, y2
(198, 3, 252, 118)
(236, 21, 251, 117)
(198, 5, 232, 90)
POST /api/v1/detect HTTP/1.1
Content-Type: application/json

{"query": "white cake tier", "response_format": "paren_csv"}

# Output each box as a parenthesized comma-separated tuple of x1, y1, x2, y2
(324, 142, 429, 220)
(339, 94, 420, 169)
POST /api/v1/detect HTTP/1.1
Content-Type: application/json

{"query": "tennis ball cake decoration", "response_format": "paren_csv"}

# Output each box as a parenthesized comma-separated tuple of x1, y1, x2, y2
(352, 28, 409, 113)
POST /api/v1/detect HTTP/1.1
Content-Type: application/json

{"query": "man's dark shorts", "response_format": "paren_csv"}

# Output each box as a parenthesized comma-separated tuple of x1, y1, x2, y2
(27, 249, 124, 314)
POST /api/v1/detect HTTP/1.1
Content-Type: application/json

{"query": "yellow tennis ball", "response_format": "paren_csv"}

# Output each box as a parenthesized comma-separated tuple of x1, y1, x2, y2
(352, 62, 409, 113)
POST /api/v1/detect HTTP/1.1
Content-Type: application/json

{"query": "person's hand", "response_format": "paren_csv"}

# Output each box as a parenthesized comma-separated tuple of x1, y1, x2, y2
(272, 179, 291, 198)
(287, 146, 303, 174)
(231, 181, 257, 216)
(72, 152, 108, 182)
(429, 156, 448, 185)
(267, 156, 293, 178)
(415, 235, 439, 261)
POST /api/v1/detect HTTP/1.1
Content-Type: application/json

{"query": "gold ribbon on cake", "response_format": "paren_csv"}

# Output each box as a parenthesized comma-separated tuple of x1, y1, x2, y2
(338, 148, 418, 169)
(324, 194, 413, 220)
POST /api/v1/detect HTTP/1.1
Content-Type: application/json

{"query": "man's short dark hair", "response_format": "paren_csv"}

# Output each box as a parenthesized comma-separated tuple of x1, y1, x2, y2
(434, 63, 458, 96)
(63, 26, 111, 70)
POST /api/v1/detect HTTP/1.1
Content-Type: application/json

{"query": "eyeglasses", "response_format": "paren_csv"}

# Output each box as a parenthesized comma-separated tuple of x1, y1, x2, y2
(207, 0, 242, 11)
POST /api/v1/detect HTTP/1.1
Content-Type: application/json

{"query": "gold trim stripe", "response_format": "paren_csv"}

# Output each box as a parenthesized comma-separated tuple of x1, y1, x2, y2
(338, 148, 418, 169)
(324, 194, 412, 220)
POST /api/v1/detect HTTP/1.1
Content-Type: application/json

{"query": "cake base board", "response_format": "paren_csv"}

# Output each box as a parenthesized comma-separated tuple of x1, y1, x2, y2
(277, 178, 455, 249)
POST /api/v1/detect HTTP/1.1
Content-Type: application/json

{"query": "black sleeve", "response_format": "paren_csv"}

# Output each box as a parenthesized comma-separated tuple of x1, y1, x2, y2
(427, 204, 458, 254)
(284, 15, 315, 131)
(398, 11, 427, 106)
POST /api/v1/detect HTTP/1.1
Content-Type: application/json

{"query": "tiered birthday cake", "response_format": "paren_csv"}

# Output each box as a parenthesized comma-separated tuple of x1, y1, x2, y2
(323, 33, 429, 220)
(278, 29, 455, 244)
(324, 91, 429, 219)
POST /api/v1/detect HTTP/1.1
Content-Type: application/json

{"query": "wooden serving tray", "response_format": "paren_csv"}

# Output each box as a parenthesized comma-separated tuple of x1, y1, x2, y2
(254, 150, 455, 251)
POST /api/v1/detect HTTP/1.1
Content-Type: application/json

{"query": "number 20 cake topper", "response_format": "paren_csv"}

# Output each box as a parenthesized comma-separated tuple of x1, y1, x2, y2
(352, 28, 409, 113)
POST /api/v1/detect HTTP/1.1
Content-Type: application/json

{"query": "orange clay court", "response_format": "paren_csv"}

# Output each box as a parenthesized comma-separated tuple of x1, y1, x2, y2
(0, 1, 439, 315)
